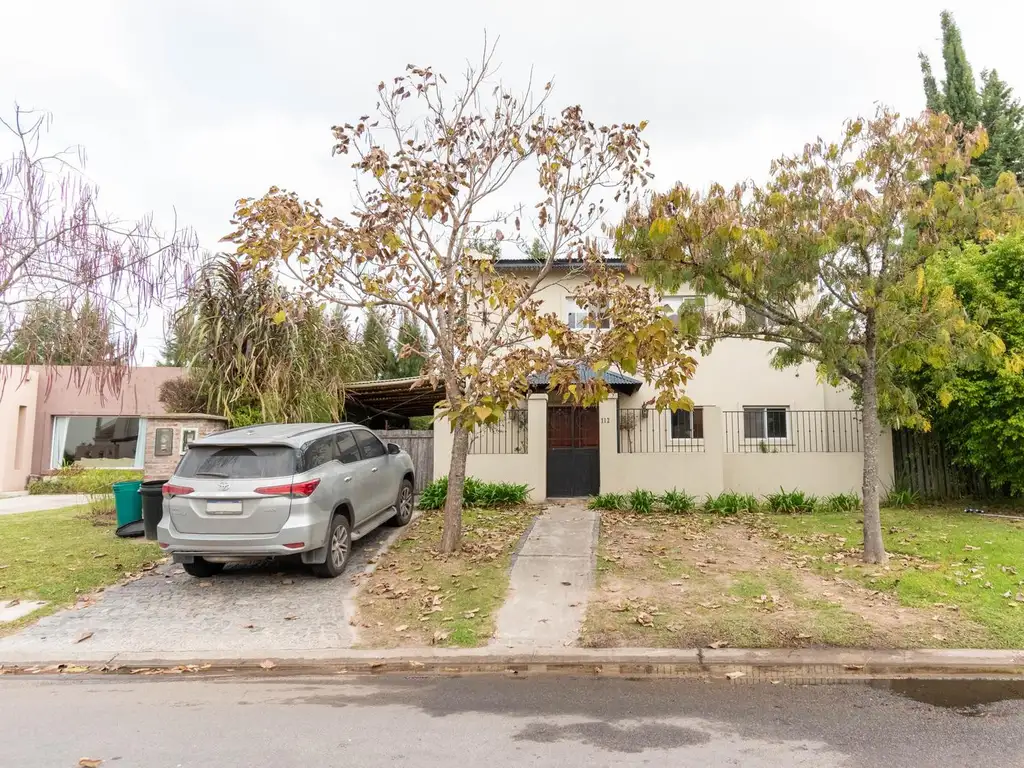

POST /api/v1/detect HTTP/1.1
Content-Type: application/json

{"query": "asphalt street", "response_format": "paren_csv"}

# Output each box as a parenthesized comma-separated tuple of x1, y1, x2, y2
(2, 675, 1023, 767)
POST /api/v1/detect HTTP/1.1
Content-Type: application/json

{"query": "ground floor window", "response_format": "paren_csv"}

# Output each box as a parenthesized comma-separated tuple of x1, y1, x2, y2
(670, 407, 704, 439)
(742, 406, 788, 440)
(50, 416, 146, 469)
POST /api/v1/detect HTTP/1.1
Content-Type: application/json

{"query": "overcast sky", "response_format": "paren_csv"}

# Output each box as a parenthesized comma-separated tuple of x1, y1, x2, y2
(4, 0, 1024, 360)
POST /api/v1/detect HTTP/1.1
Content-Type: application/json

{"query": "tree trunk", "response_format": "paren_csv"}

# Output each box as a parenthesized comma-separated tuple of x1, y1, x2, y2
(861, 322, 888, 565)
(440, 424, 470, 553)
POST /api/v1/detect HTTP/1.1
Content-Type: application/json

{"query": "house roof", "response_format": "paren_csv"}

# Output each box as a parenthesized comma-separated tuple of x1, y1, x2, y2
(493, 258, 626, 271)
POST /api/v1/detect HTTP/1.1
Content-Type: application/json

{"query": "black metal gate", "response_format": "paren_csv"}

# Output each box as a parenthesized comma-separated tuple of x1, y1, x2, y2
(546, 406, 600, 498)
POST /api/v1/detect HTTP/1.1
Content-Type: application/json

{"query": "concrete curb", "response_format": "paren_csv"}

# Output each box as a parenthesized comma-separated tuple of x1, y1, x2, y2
(3, 647, 1024, 681)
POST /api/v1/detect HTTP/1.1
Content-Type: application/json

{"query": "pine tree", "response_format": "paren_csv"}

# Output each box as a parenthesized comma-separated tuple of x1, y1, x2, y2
(389, 313, 428, 379)
(919, 52, 945, 113)
(361, 308, 395, 379)
(977, 69, 1024, 187)
(938, 10, 979, 127)
(919, 11, 1024, 187)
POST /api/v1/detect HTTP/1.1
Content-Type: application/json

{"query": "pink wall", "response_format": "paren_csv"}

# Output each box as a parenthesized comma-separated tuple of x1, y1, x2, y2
(0, 371, 40, 491)
(27, 366, 184, 476)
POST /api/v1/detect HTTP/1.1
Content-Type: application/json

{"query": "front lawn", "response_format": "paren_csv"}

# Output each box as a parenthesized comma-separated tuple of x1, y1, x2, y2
(0, 504, 162, 634)
(583, 507, 1022, 649)
(354, 506, 536, 648)
(763, 507, 1024, 648)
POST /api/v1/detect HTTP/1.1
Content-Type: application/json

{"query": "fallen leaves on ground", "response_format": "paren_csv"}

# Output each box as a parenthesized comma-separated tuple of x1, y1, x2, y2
(79, 758, 103, 767)
(259, 660, 277, 670)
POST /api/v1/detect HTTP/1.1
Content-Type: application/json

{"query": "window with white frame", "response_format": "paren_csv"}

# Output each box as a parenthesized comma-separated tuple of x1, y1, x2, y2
(566, 298, 611, 330)
(742, 406, 788, 440)
(50, 416, 147, 469)
(670, 407, 704, 439)
(661, 295, 707, 315)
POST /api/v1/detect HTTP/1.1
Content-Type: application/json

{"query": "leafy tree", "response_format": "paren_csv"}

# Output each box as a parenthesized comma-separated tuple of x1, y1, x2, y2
(918, 11, 1024, 187)
(226, 45, 697, 552)
(164, 254, 369, 424)
(921, 234, 1024, 492)
(361, 308, 396, 379)
(0, 106, 196, 388)
(619, 109, 1023, 563)
(3, 299, 118, 365)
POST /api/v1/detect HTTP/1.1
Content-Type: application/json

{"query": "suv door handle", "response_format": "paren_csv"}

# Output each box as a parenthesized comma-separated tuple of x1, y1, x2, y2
(344, 476, 352, 482)
(371, 467, 379, 473)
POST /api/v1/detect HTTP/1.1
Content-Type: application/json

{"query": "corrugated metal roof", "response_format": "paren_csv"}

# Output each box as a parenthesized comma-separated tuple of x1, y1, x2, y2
(527, 365, 642, 392)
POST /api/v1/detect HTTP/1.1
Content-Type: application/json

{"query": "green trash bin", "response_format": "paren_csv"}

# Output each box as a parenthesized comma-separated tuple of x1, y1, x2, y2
(112, 480, 143, 528)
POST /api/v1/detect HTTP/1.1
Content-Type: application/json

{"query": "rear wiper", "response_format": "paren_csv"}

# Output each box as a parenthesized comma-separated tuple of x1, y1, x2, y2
(195, 471, 230, 478)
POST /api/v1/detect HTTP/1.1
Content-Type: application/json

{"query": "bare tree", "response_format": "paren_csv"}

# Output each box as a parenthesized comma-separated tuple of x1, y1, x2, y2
(0, 105, 198, 393)
(227, 44, 697, 551)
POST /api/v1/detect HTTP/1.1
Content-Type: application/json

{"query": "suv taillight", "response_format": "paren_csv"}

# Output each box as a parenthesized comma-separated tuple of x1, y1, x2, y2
(162, 484, 194, 497)
(254, 479, 321, 498)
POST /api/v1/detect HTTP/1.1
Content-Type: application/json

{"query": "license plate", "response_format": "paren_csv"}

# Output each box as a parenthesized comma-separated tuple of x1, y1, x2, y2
(207, 501, 243, 515)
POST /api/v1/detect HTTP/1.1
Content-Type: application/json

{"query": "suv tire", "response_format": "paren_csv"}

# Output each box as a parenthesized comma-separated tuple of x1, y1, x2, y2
(311, 514, 351, 579)
(183, 558, 225, 578)
(388, 479, 415, 527)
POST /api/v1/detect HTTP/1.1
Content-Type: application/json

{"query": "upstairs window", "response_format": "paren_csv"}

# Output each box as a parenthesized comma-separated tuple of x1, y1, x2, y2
(566, 298, 611, 330)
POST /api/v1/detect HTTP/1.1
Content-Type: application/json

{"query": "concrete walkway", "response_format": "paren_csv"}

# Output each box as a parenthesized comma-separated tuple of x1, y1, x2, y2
(0, 494, 90, 516)
(492, 502, 599, 649)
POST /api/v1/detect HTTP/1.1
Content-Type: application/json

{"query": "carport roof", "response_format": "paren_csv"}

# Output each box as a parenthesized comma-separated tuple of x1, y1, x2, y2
(343, 365, 643, 419)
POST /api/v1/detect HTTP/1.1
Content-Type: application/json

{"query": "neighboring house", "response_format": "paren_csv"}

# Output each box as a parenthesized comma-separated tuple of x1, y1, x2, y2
(0, 367, 225, 491)
(430, 259, 895, 502)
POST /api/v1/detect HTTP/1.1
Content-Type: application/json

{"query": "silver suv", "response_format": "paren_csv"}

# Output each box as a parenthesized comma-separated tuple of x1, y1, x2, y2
(157, 423, 415, 578)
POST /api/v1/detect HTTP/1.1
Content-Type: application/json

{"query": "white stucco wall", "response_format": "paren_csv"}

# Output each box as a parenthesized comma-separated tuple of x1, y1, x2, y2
(433, 394, 548, 502)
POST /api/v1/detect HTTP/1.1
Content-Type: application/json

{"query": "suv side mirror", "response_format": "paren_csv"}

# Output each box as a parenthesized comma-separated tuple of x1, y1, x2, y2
(387, 442, 402, 455)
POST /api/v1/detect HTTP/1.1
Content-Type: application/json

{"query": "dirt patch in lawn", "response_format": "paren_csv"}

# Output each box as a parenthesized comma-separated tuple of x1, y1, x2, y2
(582, 512, 988, 649)
(353, 506, 537, 648)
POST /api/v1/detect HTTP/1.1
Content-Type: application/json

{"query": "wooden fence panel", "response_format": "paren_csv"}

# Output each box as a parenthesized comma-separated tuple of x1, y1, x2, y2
(374, 429, 434, 494)
(891, 428, 1003, 499)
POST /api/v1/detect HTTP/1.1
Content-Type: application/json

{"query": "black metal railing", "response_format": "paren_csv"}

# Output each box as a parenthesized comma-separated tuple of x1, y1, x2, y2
(723, 409, 862, 453)
(617, 408, 706, 453)
(468, 409, 529, 455)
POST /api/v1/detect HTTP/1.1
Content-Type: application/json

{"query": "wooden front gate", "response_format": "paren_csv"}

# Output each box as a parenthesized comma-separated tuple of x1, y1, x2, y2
(546, 406, 600, 498)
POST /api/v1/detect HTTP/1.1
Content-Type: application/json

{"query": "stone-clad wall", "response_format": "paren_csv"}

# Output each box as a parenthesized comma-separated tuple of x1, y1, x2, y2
(143, 414, 228, 480)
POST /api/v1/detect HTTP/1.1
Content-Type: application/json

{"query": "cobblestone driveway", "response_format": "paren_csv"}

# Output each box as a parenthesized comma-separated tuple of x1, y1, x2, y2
(0, 525, 396, 656)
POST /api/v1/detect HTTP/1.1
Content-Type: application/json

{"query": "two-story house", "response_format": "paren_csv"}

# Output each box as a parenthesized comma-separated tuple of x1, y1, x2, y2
(424, 257, 896, 502)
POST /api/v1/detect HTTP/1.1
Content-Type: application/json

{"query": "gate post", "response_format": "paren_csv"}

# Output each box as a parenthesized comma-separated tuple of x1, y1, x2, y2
(526, 394, 548, 502)
(598, 394, 619, 496)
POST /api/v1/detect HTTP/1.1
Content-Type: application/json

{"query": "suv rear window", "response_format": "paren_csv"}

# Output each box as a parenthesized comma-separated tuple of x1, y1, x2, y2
(175, 445, 296, 479)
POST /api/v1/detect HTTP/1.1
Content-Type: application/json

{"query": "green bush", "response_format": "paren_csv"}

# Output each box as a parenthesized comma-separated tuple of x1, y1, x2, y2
(628, 488, 657, 514)
(587, 493, 627, 511)
(27, 467, 144, 495)
(417, 476, 530, 510)
(764, 488, 818, 514)
(883, 486, 921, 509)
(820, 492, 861, 514)
(660, 489, 697, 514)
(703, 491, 759, 515)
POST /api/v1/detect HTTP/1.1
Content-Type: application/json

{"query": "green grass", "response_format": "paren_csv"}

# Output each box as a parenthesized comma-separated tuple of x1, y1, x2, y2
(0, 505, 162, 633)
(766, 507, 1024, 647)
(355, 506, 535, 648)
(27, 467, 143, 495)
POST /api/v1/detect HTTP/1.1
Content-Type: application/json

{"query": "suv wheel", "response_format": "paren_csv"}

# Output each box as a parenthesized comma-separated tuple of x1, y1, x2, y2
(388, 479, 414, 527)
(183, 558, 225, 578)
(311, 514, 351, 578)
